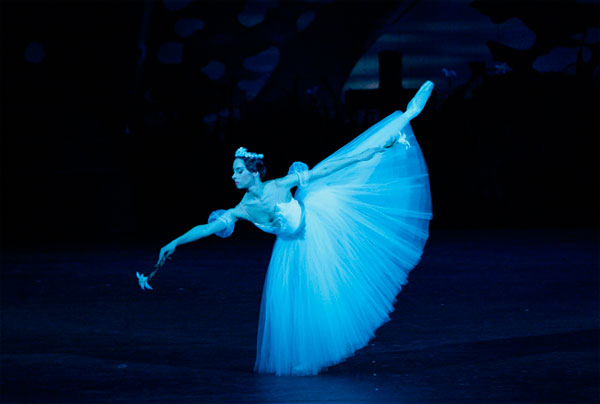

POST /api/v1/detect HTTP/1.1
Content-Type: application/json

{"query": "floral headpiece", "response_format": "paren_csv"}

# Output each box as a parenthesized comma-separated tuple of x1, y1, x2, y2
(235, 147, 264, 160)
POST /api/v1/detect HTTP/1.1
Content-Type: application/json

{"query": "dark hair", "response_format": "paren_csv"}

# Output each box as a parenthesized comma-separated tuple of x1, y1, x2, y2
(239, 157, 266, 180)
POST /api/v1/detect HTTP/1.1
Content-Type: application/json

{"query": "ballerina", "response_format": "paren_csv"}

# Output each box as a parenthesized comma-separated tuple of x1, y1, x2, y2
(139, 80, 435, 375)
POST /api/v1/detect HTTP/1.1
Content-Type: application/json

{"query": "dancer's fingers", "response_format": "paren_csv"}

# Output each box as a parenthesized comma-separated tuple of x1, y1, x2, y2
(384, 135, 399, 148)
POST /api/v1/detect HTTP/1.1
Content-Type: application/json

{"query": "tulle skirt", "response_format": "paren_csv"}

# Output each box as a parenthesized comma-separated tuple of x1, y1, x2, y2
(254, 111, 432, 376)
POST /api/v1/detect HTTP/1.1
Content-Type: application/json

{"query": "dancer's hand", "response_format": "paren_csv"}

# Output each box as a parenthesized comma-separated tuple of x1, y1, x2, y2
(136, 272, 153, 290)
(362, 137, 400, 160)
(382, 133, 411, 151)
(156, 241, 177, 268)
(404, 80, 434, 121)
(383, 135, 399, 149)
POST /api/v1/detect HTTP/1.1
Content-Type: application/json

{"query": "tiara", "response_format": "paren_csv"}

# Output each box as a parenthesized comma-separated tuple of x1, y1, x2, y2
(235, 147, 264, 159)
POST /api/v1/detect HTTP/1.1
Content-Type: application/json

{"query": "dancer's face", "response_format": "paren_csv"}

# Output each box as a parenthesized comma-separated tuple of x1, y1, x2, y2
(232, 158, 257, 189)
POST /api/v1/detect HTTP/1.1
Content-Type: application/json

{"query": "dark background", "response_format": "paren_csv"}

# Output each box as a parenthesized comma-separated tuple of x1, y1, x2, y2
(1, 0, 598, 246)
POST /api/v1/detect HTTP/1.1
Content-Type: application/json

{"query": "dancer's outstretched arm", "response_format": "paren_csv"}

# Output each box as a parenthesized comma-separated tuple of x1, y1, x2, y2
(276, 80, 434, 188)
(155, 206, 243, 269)
(155, 220, 226, 268)
(136, 206, 243, 290)
(137, 210, 237, 290)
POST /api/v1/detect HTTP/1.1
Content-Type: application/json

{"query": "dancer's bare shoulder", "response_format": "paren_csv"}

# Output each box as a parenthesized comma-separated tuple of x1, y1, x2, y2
(274, 174, 300, 190)
(228, 202, 249, 221)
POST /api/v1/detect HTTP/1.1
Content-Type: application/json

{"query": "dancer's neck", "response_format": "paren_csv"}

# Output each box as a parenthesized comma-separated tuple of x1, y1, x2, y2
(247, 180, 264, 199)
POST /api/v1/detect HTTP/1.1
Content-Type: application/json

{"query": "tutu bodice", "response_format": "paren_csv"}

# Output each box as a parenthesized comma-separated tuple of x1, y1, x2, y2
(252, 198, 304, 238)
(240, 181, 305, 238)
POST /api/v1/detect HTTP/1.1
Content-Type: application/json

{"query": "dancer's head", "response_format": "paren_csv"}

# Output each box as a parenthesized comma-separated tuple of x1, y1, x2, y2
(232, 147, 266, 189)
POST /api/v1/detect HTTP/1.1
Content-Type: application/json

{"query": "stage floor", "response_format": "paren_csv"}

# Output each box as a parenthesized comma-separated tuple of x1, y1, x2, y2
(2, 229, 598, 403)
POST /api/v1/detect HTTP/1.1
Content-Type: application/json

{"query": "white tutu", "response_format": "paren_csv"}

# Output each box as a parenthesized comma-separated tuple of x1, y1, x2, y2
(253, 110, 432, 376)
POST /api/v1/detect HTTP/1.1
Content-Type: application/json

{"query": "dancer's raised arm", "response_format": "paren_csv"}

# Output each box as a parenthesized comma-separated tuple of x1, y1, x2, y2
(276, 80, 434, 188)
(304, 144, 391, 183)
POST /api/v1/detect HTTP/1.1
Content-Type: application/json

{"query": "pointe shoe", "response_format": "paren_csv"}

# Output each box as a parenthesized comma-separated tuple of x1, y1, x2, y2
(405, 80, 434, 120)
